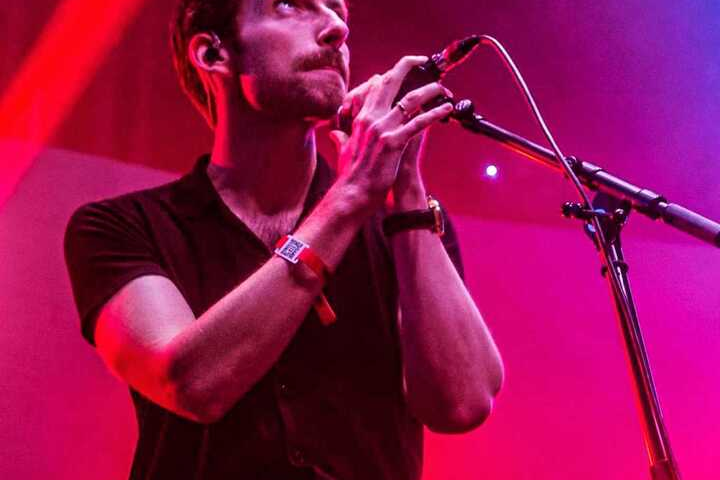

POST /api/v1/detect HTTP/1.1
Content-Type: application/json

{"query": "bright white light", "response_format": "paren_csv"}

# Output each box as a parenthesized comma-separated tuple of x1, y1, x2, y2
(485, 164, 499, 178)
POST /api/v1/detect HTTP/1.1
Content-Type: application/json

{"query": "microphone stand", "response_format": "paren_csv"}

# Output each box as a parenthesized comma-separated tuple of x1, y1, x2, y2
(447, 99, 720, 480)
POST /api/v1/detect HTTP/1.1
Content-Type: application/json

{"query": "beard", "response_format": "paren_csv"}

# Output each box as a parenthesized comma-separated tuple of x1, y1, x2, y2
(241, 70, 346, 123)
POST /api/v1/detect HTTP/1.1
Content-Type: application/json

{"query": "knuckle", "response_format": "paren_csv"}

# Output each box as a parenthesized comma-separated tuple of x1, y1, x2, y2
(407, 119, 426, 133)
(430, 82, 445, 93)
(423, 116, 439, 128)
(351, 95, 365, 109)
(378, 131, 392, 144)
(395, 57, 410, 70)
(405, 92, 419, 104)
(394, 57, 413, 73)
(379, 132, 398, 149)
(354, 114, 371, 129)
(343, 92, 359, 105)
(367, 120, 384, 136)
(417, 115, 433, 127)
(416, 83, 443, 100)
(398, 55, 426, 68)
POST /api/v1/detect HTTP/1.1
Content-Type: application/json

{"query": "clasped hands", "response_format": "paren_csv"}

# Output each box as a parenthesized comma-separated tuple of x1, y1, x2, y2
(329, 56, 453, 213)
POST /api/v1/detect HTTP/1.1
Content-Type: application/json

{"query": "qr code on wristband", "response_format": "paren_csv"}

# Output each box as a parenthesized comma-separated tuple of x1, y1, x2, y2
(276, 237, 305, 263)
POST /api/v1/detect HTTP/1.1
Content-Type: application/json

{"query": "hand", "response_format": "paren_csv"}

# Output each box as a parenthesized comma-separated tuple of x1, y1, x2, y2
(329, 56, 453, 216)
(393, 91, 453, 212)
(391, 133, 429, 212)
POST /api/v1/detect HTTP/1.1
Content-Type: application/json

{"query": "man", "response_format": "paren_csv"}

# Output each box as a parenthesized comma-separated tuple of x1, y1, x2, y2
(64, 0, 504, 478)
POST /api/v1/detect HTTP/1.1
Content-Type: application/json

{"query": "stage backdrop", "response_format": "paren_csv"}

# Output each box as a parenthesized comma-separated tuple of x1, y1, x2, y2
(2, 0, 719, 478)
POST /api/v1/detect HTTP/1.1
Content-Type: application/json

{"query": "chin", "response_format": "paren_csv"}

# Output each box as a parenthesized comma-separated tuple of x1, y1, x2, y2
(254, 77, 345, 122)
(304, 111, 337, 125)
(310, 98, 343, 118)
(296, 89, 345, 122)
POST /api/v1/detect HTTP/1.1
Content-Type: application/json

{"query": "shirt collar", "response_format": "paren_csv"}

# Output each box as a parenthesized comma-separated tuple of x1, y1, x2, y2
(172, 154, 335, 220)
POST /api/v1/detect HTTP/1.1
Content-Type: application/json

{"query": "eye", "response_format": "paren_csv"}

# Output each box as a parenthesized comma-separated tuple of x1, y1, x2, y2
(274, 0, 297, 11)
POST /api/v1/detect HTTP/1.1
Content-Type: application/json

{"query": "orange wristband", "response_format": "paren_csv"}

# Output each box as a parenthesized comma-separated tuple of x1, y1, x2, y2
(275, 235, 336, 326)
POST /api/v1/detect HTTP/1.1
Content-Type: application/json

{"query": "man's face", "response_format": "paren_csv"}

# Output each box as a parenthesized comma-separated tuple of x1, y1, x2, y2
(233, 0, 350, 122)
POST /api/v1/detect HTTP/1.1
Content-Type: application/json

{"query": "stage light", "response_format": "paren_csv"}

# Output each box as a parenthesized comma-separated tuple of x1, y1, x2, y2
(485, 164, 499, 178)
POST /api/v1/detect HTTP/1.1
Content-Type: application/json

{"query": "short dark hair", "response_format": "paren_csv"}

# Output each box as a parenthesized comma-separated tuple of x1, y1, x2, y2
(170, 0, 242, 126)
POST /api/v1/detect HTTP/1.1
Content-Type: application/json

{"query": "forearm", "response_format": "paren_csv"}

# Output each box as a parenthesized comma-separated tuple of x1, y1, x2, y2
(391, 189, 504, 433)
(165, 186, 365, 423)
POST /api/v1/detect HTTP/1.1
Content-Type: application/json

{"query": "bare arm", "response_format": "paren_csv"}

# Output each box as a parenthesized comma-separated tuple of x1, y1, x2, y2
(94, 56, 453, 424)
(390, 181, 504, 434)
(333, 71, 505, 433)
(95, 189, 362, 424)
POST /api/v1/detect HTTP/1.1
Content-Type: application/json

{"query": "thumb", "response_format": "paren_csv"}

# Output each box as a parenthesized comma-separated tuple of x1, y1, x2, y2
(401, 130, 427, 164)
(329, 130, 349, 155)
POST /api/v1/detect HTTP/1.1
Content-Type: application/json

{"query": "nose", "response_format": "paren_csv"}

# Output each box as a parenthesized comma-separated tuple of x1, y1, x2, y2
(317, 10, 349, 49)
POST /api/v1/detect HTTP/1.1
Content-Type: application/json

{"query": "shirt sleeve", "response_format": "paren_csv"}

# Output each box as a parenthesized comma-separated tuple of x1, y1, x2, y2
(64, 200, 169, 346)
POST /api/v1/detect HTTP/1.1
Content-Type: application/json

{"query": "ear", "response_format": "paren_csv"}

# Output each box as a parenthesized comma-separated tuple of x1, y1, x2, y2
(188, 32, 233, 76)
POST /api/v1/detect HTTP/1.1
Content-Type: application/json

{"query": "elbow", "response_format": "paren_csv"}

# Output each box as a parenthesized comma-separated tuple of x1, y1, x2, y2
(489, 356, 505, 398)
(178, 385, 227, 424)
(164, 354, 230, 425)
(425, 395, 495, 434)
(423, 366, 504, 434)
(168, 376, 230, 425)
(419, 349, 505, 434)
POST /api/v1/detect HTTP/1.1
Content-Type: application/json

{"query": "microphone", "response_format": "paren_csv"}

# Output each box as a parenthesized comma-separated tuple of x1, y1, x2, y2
(337, 35, 481, 134)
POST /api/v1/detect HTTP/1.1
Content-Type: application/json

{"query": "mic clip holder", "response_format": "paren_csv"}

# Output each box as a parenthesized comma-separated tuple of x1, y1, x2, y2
(561, 202, 629, 225)
(562, 196, 631, 245)
(563, 193, 632, 278)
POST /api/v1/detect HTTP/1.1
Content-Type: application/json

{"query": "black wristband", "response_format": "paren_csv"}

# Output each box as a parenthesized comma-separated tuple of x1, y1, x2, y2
(382, 209, 438, 236)
(382, 195, 445, 237)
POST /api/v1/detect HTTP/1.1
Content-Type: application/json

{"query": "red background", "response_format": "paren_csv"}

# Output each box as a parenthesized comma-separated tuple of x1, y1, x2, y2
(1, 1, 718, 478)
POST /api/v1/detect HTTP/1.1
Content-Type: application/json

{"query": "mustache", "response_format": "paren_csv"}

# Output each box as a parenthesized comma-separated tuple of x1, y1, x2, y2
(295, 51, 347, 78)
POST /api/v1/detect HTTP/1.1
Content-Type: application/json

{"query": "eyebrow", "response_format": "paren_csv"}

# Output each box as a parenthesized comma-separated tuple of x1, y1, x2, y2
(252, 0, 266, 15)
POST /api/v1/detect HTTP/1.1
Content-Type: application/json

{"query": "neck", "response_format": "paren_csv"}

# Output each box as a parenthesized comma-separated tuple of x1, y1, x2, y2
(209, 106, 318, 215)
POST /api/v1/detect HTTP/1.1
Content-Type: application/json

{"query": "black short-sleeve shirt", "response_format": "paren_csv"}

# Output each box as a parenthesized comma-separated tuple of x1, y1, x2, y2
(64, 155, 464, 480)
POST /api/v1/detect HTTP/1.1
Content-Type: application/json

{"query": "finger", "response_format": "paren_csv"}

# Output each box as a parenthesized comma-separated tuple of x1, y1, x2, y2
(389, 102, 454, 144)
(402, 133, 426, 161)
(351, 74, 386, 129)
(329, 130, 349, 153)
(330, 129, 353, 172)
(340, 74, 379, 119)
(371, 55, 429, 111)
(386, 82, 452, 126)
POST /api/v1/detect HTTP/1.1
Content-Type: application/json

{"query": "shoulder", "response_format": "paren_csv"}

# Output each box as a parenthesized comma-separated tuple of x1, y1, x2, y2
(66, 174, 194, 236)
(68, 156, 215, 234)
(63, 179, 199, 273)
